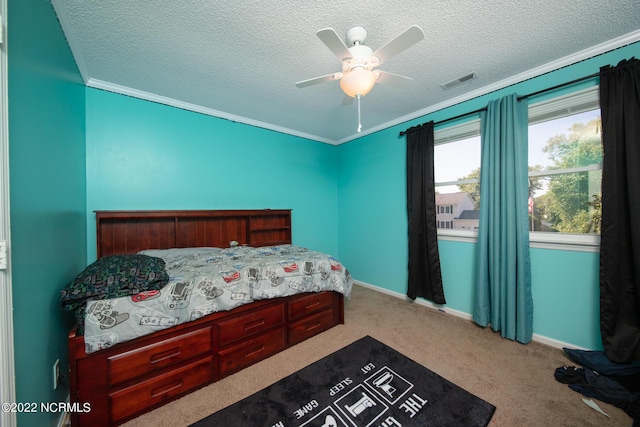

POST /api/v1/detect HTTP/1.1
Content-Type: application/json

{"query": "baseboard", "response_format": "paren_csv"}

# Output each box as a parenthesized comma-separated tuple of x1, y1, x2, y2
(354, 280, 473, 320)
(531, 333, 587, 350)
(352, 280, 587, 351)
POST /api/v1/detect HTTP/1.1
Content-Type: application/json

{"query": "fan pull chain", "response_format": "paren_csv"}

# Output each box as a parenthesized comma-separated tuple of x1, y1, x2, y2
(356, 94, 362, 132)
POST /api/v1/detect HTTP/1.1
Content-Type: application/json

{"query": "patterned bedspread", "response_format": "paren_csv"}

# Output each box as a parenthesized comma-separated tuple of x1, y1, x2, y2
(82, 245, 352, 354)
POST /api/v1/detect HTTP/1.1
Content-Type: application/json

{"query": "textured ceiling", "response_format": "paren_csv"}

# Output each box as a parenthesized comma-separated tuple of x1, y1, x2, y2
(51, 0, 640, 145)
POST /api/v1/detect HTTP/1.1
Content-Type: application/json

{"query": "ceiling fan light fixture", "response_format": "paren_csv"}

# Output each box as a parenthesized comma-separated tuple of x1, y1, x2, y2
(297, 24, 425, 133)
(340, 67, 377, 98)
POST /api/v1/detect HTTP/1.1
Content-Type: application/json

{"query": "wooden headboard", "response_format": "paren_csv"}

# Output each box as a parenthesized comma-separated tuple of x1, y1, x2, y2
(95, 209, 292, 258)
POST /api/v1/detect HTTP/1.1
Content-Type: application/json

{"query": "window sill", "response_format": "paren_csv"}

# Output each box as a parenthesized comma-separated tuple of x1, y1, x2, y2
(529, 232, 600, 252)
(437, 230, 600, 252)
(437, 229, 478, 243)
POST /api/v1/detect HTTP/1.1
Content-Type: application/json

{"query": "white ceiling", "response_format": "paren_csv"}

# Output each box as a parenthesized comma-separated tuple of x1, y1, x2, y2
(51, 0, 640, 145)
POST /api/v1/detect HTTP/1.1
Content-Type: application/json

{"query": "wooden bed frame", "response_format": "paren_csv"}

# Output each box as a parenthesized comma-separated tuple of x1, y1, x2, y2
(67, 210, 345, 426)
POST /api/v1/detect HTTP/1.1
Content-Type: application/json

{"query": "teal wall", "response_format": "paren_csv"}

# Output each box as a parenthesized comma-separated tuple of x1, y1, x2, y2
(7, 0, 87, 426)
(337, 41, 640, 350)
(85, 89, 339, 261)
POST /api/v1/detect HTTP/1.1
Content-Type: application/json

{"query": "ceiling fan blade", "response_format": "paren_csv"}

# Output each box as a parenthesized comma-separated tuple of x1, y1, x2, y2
(316, 28, 352, 61)
(372, 25, 424, 64)
(295, 73, 343, 88)
(375, 70, 413, 88)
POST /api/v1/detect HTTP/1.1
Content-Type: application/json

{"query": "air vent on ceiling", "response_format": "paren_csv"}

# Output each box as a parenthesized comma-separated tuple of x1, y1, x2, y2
(440, 72, 478, 90)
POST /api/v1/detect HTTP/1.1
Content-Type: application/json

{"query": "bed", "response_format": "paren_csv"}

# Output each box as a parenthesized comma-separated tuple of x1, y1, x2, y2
(66, 209, 351, 427)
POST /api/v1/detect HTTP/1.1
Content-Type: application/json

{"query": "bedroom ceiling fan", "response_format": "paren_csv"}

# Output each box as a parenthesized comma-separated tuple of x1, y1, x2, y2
(296, 25, 425, 132)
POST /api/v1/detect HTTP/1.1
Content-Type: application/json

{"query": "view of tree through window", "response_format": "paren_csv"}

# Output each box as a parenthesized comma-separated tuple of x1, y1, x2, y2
(434, 108, 602, 235)
(528, 110, 602, 234)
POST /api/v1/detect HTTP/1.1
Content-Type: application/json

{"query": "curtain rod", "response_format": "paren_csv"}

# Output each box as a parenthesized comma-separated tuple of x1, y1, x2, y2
(399, 71, 600, 137)
(516, 71, 599, 100)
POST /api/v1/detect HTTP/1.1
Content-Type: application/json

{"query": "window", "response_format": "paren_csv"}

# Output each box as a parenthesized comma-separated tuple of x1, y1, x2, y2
(527, 87, 601, 250)
(528, 111, 602, 234)
(434, 119, 482, 239)
(434, 86, 601, 251)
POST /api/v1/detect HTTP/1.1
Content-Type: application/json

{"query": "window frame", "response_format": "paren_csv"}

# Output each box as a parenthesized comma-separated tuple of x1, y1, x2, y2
(434, 86, 601, 252)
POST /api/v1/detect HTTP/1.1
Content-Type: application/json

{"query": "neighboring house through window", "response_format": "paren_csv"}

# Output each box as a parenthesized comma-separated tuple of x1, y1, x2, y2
(435, 192, 478, 230)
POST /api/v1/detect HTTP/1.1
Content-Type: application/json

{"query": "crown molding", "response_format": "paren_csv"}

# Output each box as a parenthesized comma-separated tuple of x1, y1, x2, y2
(86, 78, 338, 145)
(340, 29, 640, 144)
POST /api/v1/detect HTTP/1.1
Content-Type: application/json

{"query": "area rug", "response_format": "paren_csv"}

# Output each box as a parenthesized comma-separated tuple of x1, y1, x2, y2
(191, 335, 495, 426)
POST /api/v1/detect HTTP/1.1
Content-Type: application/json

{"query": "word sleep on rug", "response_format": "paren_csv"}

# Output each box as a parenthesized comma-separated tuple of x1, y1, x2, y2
(191, 336, 496, 427)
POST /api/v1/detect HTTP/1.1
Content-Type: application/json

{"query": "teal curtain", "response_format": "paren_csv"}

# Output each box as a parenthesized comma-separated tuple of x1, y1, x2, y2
(473, 93, 533, 344)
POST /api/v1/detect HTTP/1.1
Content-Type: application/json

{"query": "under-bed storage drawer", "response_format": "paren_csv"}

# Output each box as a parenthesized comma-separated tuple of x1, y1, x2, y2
(288, 291, 334, 321)
(109, 356, 214, 423)
(108, 327, 212, 386)
(218, 328, 286, 377)
(217, 303, 284, 346)
(288, 308, 336, 345)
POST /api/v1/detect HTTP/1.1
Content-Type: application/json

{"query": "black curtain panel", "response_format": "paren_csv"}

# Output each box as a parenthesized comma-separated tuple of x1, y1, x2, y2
(405, 122, 446, 304)
(599, 57, 640, 363)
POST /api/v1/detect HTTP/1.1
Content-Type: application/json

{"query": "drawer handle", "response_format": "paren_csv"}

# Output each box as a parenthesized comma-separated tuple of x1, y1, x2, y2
(151, 380, 183, 398)
(149, 347, 182, 365)
(305, 320, 321, 332)
(244, 344, 266, 358)
(304, 300, 320, 310)
(244, 318, 266, 332)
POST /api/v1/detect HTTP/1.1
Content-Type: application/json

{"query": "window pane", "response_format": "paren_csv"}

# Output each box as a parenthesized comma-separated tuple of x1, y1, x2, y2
(435, 135, 481, 183)
(528, 109, 602, 234)
(435, 134, 481, 231)
(529, 110, 602, 171)
(529, 170, 601, 234)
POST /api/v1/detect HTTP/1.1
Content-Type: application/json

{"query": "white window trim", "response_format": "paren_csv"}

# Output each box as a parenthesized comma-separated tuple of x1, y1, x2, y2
(529, 232, 600, 251)
(437, 230, 600, 252)
(0, 3, 17, 427)
(435, 118, 481, 146)
(528, 86, 600, 125)
(434, 86, 601, 252)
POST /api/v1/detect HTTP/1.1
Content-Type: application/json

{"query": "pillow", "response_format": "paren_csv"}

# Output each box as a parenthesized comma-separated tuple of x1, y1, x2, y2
(60, 254, 169, 312)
